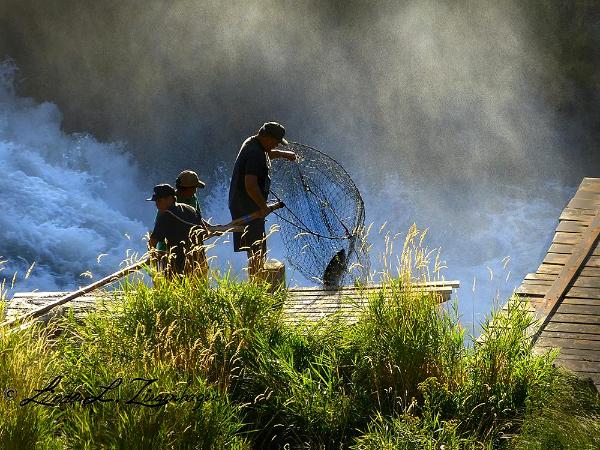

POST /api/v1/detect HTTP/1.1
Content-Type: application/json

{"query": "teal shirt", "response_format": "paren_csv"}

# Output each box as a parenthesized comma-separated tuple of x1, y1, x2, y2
(154, 194, 201, 251)
(177, 194, 201, 214)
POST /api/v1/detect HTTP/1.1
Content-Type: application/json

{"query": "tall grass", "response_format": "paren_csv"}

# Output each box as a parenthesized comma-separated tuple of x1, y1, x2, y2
(351, 412, 487, 450)
(0, 228, 598, 448)
(0, 325, 59, 449)
(512, 372, 600, 450)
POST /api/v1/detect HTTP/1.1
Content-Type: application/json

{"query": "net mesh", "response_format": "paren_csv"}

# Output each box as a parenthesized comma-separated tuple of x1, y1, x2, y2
(269, 142, 369, 287)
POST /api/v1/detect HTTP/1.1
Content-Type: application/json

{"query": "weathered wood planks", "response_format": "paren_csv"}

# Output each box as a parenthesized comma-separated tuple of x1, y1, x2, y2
(283, 281, 459, 323)
(513, 177, 600, 390)
(3, 281, 460, 326)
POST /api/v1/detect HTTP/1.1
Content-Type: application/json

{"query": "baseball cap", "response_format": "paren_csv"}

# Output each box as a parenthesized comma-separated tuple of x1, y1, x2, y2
(146, 184, 176, 201)
(258, 122, 289, 145)
(176, 170, 206, 188)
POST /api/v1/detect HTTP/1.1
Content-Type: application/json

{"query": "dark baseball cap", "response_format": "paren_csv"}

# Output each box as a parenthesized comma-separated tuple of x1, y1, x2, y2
(146, 184, 176, 201)
(258, 121, 288, 145)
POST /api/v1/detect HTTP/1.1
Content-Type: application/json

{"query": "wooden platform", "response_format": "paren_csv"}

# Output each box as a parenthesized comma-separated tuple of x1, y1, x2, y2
(5, 291, 112, 323)
(513, 177, 600, 390)
(283, 281, 459, 323)
(3, 281, 459, 325)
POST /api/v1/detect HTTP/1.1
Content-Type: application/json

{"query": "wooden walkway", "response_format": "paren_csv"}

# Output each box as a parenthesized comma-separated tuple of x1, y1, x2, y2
(4, 281, 459, 325)
(513, 177, 600, 389)
(283, 281, 459, 323)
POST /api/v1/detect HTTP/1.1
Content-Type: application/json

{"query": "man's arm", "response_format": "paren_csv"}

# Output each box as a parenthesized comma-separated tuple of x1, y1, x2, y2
(193, 209, 209, 238)
(244, 175, 271, 217)
(268, 149, 296, 160)
(149, 214, 168, 249)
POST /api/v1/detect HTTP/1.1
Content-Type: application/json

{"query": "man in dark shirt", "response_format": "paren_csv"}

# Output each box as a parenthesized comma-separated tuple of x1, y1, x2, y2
(147, 184, 207, 277)
(228, 122, 296, 280)
(154, 169, 206, 257)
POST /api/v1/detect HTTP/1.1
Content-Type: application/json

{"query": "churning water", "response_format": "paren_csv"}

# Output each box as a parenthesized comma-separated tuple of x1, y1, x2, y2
(0, 61, 148, 291)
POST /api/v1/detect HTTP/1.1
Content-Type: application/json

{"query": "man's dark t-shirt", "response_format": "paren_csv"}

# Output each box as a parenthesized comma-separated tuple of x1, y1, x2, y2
(150, 203, 203, 272)
(228, 136, 271, 219)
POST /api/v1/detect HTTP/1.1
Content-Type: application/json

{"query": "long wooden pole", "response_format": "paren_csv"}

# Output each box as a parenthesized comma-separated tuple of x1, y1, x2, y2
(1, 257, 149, 330)
(207, 201, 284, 233)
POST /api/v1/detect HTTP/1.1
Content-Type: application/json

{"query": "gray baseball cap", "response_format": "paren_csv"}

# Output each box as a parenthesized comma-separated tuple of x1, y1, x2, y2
(259, 122, 288, 145)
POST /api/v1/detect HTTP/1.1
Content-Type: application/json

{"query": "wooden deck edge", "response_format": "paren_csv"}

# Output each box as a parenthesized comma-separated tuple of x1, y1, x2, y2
(4, 280, 460, 325)
(287, 280, 460, 292)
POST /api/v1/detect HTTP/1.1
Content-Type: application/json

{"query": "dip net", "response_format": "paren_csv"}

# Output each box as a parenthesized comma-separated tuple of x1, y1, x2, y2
(269, 142, 370, 287)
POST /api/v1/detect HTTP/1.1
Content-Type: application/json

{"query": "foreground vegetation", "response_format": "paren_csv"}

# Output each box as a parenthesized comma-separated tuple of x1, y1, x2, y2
(0, 230, 598, 449)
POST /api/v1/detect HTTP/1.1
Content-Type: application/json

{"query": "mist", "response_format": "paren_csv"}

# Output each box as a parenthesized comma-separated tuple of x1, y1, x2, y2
(1, 0, 598, 326)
